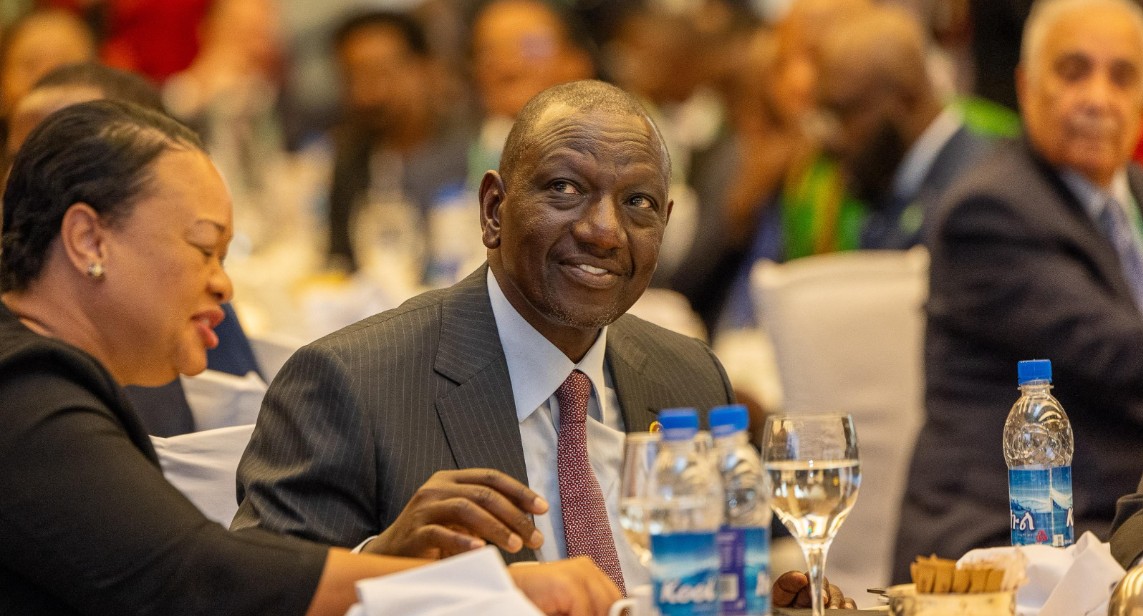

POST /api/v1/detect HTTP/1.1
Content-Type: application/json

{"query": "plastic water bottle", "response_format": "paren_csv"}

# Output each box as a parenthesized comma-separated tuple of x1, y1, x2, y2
(649, 408, 724, 616)
(1003, 359, 1074, 547)
(710, 405, 772, 616)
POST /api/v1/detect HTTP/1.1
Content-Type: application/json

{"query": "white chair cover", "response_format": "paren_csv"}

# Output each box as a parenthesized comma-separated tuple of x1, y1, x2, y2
(751, 247, 929, 603)
(248, 331, 307, 384)
(179, 369, 267, 431)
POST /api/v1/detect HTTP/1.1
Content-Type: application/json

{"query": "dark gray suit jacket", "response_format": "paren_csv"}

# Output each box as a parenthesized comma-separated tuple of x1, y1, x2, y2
(892, 138, 1143, 582)
(859, 123, 996, 250)
(1112, 477, 1143, 567)
(232, 267, 735, 562)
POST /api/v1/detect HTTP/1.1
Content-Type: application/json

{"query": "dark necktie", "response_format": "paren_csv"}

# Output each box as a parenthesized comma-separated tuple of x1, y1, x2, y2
(556, 369, 626, 595)
(1098, 197, 1143, 310)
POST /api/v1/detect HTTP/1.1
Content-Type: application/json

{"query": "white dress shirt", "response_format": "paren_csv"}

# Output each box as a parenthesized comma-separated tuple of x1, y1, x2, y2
(891, 105, 964, 201)
(486, 270, 649, 587)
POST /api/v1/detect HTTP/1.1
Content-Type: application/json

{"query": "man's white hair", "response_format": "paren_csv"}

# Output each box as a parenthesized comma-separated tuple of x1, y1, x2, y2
(1021, 0, 1143, 79)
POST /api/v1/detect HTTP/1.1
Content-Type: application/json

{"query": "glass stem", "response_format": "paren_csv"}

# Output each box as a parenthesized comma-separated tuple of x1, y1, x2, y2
(804, 544, 829, 616)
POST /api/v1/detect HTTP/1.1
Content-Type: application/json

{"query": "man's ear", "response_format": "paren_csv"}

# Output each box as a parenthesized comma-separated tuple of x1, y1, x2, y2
(479, 170, 506, 249)
(664, 198, 674, 225)
(58, 202, 106, 277)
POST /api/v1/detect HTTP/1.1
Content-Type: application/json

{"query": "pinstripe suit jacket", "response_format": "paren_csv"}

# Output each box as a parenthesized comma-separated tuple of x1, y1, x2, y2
(232, 266, 735, 562)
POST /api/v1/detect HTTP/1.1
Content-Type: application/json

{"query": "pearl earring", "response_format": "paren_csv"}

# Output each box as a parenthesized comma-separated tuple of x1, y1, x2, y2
(87, 262, 105, 280)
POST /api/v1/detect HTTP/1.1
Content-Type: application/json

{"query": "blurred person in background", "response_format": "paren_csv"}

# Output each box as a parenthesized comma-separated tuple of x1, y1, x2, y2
(674, 25, 799, 335)
(671, 0, 872, 335)
(89, 0, 211, 83)
(324, 9, 469, 289)
(163, 0, 295, 259)
(815, 3, 997, 250)
(894, 0, 1143, 582)
(765, 0, 873, 261)
(604, 0, 738, 285)
(4, 62, 162, 163)
(465, 0, 596, 188)
(0, 7, 95, 144)
(0, 97, 619, 616)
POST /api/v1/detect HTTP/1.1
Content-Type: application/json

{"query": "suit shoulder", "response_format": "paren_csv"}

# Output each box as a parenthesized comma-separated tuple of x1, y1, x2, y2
(930, 140, 1060, 233)
(612, 314, 717, 363)
(946, 140, 1040, 199)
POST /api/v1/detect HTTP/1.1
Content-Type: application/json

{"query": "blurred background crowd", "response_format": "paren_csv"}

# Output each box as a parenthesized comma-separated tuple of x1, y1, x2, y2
(0, 0, 1029, 347)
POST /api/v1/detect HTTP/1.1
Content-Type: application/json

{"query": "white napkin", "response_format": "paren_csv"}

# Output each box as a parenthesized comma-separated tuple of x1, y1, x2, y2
(347, 546, 544, 616)
(958, 532, 1125, 616)
(150, 424, 256, 525)
(180, 369, 267, 430)
(1039, 532, 1124, 616)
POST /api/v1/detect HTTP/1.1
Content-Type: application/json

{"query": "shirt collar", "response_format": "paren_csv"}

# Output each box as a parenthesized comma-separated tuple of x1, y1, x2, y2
(1060, 167, 1131, 224)
(891, 105, 964, 200)
(486, 269, 610, 423)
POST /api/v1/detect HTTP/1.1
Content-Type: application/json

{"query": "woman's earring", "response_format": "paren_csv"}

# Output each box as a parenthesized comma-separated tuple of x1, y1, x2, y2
(87, 262, 105, 280)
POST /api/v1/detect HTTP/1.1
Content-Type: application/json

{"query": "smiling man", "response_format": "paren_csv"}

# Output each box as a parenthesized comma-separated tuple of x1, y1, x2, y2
(233, 80, 735, 592)
(893, 0, 1143, 583)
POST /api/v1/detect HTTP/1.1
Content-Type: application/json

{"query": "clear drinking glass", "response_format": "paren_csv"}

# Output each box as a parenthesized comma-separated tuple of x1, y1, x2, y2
(762, 414, 861, 616)
(618, 432, 661, 567)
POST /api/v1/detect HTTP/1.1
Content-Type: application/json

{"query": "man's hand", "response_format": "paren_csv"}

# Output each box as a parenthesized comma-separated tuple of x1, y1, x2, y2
(508, 557, 621, 616)
(365, 469, 547, 558)
(772, 571, 856, 609)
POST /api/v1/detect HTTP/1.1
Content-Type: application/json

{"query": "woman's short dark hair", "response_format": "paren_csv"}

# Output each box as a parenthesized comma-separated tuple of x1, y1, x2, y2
(1, 99, 204, 292)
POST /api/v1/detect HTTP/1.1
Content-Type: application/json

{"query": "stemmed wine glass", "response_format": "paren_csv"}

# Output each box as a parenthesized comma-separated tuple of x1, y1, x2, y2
(618, 432, 661, 568)
(762, 414, 861, 616)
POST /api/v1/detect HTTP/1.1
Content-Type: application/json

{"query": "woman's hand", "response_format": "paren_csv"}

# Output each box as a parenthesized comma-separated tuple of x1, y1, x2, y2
(508, 557, 621, 616)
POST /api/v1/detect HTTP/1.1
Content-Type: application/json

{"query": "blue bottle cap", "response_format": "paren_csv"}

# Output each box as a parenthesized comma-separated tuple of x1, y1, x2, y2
(657, 408, 698, 441)
(1017, 359, 1052, 385)
(708, 404, 749, 437)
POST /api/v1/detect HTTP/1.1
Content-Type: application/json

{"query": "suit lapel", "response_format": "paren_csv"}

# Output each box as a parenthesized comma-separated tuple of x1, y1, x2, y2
(1127, 163, 1143, 217)
(606, 317, 668, 433)
(1025, 141, 1134, 299)
(433, 267, 530, 485)
(432, 267, 536, 562)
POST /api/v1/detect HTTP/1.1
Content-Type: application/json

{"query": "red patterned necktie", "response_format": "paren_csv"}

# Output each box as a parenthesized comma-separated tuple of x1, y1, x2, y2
(556, 369, 626, 595)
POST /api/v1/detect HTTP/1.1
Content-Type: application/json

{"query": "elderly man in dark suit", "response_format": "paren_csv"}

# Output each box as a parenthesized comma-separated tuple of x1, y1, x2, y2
(233, 80, 735, 594)
(893, 0, 1143, 583)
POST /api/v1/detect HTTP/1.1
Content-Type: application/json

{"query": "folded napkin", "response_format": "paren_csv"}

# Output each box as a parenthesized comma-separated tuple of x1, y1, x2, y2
(345, 546, 544, 616)
(958, 531, 1125, 616)
(150, 424, 256, 525)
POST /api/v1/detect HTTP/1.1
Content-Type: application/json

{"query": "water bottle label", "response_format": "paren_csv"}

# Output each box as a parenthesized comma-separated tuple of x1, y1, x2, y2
(1009, 466, 1074, 547)
(651, 531, 720, 616)
(717, 526, 771, 615)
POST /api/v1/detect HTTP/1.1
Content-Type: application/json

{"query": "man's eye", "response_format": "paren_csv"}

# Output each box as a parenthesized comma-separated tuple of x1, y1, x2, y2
(1111, 62, 1141, 89)
(629, 195, 653, 209)
(551, 180, 578, 194)
(1055, 56, 1091, 82)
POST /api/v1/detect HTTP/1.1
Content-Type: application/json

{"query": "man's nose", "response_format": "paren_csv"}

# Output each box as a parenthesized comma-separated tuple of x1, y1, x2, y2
(573, 197, 625, 250)
(1083, 70, 1117, 108)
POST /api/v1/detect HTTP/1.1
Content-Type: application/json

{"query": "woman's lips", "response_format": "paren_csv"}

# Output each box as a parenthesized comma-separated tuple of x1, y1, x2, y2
(191, 308, 225, 350)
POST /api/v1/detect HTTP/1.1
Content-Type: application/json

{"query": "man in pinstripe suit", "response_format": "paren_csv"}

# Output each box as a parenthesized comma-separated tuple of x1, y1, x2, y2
(232, 80, 735, 588)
